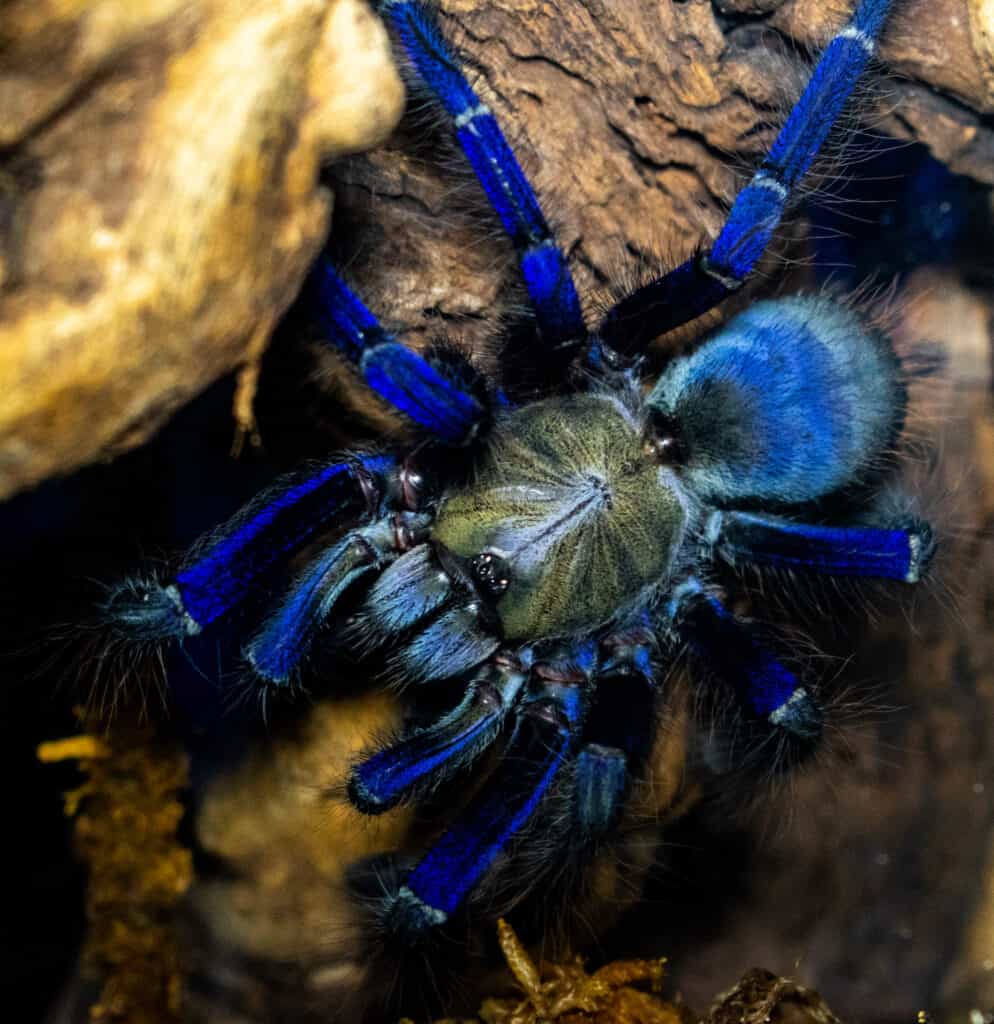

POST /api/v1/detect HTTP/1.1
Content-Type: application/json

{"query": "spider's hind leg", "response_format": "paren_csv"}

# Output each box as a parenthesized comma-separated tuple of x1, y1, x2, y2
(667, 579, 823, 774)
(704, 510, 936, 584)
(572, 621, 658, 845)
(601, 0, 897, 350)
(370, 642, 593, 944)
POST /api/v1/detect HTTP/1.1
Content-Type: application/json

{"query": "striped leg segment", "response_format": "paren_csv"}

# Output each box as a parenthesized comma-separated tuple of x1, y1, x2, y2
(706, 511, 935, 583)
(377, 0, 585, 351)
(600, 0, 894, 351)
(348, 654, 529, 814)
(313, 263, 488, 446)
(382, 647, 591, 937)
(103, 455, 395, 640)
(668, 580, 822, 743)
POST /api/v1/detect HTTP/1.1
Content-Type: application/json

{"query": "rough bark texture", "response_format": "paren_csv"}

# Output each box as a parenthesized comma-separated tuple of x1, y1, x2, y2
(332, 0, 994, 368)
(0, 0, 403, 501)
(2, 0, 994, 497)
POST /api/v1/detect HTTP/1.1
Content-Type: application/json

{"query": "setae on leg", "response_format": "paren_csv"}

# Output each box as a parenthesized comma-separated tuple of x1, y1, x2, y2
(572, 621, 657, 842)
(705, 510, 935, 583)
(667, 579, 823, 751)
(312, 263, 490, 447)
(246, 511, 433, 685)
(348, 653, 529, 814)
(376, 0, 585, 354)
(378, 646, 592, 939)
(103, 454, 396, 640)
(600, 0, 895, 351)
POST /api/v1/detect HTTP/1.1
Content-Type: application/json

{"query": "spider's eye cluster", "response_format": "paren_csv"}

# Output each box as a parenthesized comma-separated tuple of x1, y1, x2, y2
(470, 551, 510, 598)
(643, 411, 687, 466)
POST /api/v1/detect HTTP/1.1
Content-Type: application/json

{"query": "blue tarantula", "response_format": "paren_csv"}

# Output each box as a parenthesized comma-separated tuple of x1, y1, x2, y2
(109, 0, 933, 941)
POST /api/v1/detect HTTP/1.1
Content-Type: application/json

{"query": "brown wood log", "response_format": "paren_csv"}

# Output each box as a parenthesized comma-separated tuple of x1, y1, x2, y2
(2, 0, 993, 498)
(333, 0, 994, 366)
(0, 0, 403, 501)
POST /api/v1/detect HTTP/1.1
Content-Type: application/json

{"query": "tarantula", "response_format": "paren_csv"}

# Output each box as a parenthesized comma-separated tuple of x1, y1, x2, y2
(108, 0, 932, 940)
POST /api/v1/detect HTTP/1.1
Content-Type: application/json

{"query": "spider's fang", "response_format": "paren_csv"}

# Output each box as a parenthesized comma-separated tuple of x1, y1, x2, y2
(396, 458, 425, 511)
(354, 458, 382, 516)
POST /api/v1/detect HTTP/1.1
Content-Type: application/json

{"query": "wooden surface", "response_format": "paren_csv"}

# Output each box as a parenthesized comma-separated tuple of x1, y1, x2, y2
(2, 0, 994, 497)
(0, 0, 403, 500)
(332, 0, 994, 364)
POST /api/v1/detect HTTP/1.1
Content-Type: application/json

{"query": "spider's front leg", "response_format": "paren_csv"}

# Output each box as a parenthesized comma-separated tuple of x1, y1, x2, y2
(348, 651, 531, 814)
(572, 619, 658, 844)
(703, 510, 935, 584)
(246, 508, 434, 685)
(102, 454, 419, 651)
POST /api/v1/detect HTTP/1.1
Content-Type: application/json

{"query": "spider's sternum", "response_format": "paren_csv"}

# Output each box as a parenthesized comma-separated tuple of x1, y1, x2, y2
(431, 393, 688, 641)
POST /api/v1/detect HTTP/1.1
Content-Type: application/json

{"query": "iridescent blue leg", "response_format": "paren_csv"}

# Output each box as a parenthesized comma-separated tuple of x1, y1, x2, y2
(382, 644, 592, 938)
(349, 540, 502, 683)
(313, 263, 488, 446)
(705, 511, 935, 583)
(376, 0, 585, 353)
(246, 511, 433, 685)
(103, 454, 395, 639)
(348, 653, 529, 813)
(600, 0, 894, 351)
(667, 579, 822, 745)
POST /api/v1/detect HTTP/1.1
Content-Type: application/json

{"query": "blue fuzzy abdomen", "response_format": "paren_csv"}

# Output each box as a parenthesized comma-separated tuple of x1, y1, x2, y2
(647, 296, 905, 506)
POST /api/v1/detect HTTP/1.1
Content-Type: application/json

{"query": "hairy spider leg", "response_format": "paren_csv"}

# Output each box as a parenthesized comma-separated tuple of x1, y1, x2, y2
(573, 623, 657, 841)
(376, 0, 586, 353)
(601, 0, 895, 352)
(349, 542, 503, 683)
(668, 579, 823, 748)
(313, 262, 488, 446)
(705, 510, 935, 583)
(348, 653, 530, 813)
(103, 454, 396, 640)
(245, 512, 434, 684)
(380, 644, 592, 938)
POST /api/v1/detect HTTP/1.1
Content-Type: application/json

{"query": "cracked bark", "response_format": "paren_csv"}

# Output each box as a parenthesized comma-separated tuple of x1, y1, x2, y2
(330, 0, 994, 372)
(3, 1, 993, 498)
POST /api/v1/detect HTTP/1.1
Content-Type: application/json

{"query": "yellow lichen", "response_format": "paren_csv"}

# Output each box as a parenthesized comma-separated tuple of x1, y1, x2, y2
(38, 711, 191, 1024)
(411, 919, 685, 1024)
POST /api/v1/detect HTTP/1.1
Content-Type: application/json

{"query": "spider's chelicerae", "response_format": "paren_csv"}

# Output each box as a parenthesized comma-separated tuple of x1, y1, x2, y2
(109, 0, 934, 942)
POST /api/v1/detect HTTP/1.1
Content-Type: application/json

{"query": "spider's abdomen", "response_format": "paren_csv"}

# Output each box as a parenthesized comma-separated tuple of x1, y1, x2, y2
(647, 296, 905, 506)
(432, 394, 687, 641)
